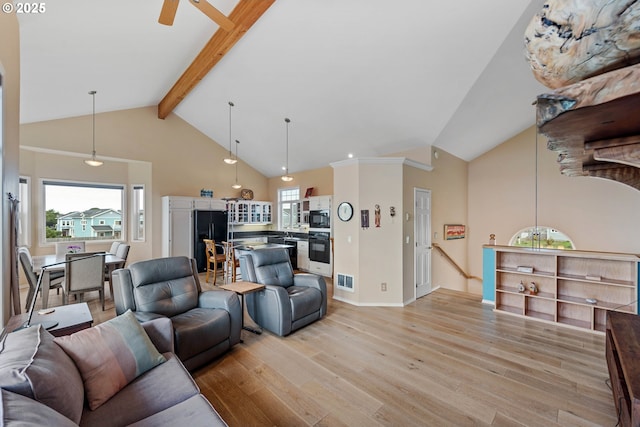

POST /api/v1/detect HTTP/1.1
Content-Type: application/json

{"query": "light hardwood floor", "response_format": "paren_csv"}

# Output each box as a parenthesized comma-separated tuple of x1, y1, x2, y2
(22, 276, 618, 426)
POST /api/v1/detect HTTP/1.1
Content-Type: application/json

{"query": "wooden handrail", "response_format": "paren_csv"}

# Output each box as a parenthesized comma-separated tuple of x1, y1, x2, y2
(432, 243, 482, 281)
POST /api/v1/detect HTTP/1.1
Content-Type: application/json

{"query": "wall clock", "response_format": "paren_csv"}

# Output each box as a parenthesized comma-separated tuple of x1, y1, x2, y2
(337, 202, 354, 221)
(241, 189, 254, 200)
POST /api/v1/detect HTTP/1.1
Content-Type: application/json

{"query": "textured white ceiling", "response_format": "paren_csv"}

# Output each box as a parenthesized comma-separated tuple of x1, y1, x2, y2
(18, 0, 547, 177)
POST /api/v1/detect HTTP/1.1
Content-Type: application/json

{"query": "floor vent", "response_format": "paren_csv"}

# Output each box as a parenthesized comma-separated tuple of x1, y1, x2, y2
(336, 273, 354, 292)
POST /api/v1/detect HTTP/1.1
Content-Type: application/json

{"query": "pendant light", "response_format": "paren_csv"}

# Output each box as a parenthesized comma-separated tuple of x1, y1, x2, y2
(231, 140, 242, 189)
(281, 117, 293, 182)
(84, 90, 103, 167)
(223, 101, 237, 164)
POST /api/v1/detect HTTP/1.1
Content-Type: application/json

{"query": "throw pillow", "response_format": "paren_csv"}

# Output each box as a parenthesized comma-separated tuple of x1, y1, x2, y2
(54, 310, 166, 410)
(0, 389, 77, 427)
(0, 325, 84, 423)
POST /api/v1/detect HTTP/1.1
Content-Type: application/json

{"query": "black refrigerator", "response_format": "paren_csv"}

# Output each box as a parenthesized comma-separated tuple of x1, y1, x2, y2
(193, 210, 228, 272)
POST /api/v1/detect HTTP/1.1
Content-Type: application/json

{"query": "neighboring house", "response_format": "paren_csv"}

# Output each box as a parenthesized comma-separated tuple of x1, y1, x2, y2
(57, 208, 122, 239)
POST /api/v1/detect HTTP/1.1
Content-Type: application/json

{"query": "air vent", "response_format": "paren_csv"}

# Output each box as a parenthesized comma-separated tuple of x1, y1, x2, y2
(336, 273, 354, 292)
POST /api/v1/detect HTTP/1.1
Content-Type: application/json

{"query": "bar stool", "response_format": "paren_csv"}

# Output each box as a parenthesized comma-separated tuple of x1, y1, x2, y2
(222, 242, 239, 283)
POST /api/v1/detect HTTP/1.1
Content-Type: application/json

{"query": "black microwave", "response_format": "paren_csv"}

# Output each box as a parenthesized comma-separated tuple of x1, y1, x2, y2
(309, 209, 330, 229)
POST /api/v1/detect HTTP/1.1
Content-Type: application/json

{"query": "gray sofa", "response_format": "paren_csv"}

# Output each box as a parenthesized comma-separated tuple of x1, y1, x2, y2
(0, 318, 226, 426)
(112, 256, 242, 371)
(239, 248, 327, 336)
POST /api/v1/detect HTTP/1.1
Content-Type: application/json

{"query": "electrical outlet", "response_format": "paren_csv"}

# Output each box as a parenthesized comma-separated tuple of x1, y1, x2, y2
(381, 282, 387, 292)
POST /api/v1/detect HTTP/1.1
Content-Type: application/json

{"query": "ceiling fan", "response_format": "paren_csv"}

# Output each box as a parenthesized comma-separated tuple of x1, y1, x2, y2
(158, 0, 235, 31)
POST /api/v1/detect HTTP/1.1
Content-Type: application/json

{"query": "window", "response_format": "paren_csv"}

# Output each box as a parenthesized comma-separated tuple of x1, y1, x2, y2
(278, 187, 300, 229)
(131, 185, 145, 241)
(43, 180, 124, 243)
(509, 226, 575, 250)
(18, 177, 30, 246)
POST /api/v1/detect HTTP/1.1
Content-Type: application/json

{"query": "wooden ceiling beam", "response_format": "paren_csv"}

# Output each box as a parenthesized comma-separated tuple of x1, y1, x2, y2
(189, 0, 235, 32)
(158, 0, 275, 119)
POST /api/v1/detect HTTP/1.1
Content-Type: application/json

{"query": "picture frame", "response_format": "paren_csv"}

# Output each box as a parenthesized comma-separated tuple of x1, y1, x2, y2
(305, 187, 314, 198)
(444, 224, 465, 240)
(360, 210, 369, 229)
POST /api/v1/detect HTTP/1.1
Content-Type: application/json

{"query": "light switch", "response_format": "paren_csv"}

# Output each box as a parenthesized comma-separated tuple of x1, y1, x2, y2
(434, 232, 438, 239)
(405, 236, 410, 244)
(347, 235, 352, 243)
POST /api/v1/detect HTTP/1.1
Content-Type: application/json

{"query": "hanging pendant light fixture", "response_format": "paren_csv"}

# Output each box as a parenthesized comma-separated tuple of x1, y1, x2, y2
(84, 90, 103, 167)
(231, 140, 242, 189)
(281, 117, 293, 182)
(223, 101, 237, 164)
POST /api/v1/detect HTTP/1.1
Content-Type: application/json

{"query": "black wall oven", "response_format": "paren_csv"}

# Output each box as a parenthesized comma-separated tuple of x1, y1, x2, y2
(309, 209, 330, 230)
(309, 231, 331, 264)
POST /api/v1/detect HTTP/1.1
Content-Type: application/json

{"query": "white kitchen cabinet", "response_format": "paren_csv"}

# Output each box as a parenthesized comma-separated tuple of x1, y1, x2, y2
(309, 195, 332, 210)
(162, 196, 229, 258)
(230, 201, 250, 224)
(193, 198, 226, 211)
(309, 260, 332, 277)
(230, 201, 272, 225)
(297, 240, 310, 272)
(161, 196, 194, 258)
(260, 202, 272, 224)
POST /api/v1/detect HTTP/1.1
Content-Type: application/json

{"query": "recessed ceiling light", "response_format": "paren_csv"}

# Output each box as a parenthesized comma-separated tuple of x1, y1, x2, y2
(348, 153, 354, 158)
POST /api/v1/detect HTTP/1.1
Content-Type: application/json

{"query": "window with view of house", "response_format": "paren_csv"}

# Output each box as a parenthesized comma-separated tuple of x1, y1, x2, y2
(18, 177, 29, 246)
(509, 226, 575, 250)
(43, 180, 124, 244)
(131, 185, 145, 241)
(278, 187, 300, 229)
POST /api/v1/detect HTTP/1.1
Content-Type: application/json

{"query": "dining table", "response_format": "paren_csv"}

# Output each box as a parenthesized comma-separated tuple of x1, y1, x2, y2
(32, 253, 125, 309)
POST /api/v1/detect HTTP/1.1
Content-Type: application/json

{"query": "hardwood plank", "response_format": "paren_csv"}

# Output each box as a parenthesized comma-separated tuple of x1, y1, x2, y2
(49, 275, 618, 426)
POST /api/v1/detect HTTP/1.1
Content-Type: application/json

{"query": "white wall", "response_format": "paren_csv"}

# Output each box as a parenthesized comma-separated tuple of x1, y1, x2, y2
(1, 10, 21, 323)
(467, 126, 640, 287)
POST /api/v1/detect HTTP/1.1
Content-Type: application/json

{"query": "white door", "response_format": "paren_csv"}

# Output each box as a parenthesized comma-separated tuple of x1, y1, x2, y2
(415, 188, 432, 298)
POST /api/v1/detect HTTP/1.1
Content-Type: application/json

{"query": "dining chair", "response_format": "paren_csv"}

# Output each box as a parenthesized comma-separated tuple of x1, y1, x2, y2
(18, 247, 64, 310)
(63, 252, 106, 311)
(222, 241, 240, 283)
(106, 244, 130, 297)
(115, 243, 130, 265)
(203, 239, 225, 285)
(55, 241, 86, 256)
(108, 241, 121, 255)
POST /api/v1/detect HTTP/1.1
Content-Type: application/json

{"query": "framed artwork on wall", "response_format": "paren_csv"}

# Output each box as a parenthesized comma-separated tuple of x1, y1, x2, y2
(360, 210, 369, 229)
(444, 224, 465, 240)
(305, 187, 314, 198)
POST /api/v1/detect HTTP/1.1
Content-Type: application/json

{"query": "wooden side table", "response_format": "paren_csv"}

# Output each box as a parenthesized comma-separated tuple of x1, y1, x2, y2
(606, 311, 640, 427)
(4, 302, 93, 337)
(219, 281, 265, 335)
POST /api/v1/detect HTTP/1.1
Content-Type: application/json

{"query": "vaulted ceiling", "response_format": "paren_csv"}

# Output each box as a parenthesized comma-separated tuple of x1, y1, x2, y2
(17, 0, 547, 178)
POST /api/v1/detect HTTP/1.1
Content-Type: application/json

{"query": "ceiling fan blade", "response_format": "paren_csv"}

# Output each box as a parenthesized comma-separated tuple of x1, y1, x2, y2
(189, 0, 235, 31)
(158, 0, 180, 26)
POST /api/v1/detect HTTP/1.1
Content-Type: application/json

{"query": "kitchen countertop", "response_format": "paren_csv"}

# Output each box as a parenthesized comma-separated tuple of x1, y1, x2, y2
(234, 243, 295, 251)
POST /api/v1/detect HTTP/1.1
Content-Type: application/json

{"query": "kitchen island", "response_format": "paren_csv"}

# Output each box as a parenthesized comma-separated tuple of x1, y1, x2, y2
(235, 242, 298, 269)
